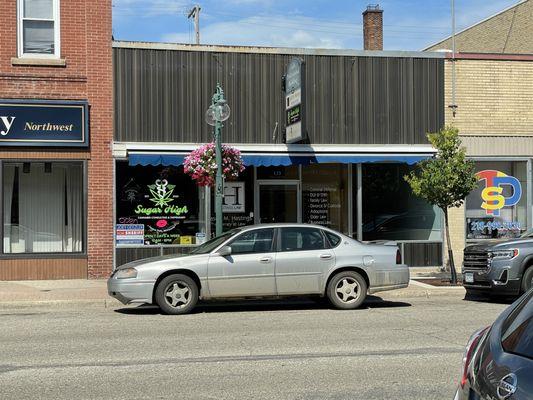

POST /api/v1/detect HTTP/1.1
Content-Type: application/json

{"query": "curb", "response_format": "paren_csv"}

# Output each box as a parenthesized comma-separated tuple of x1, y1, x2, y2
(0, 298, 124, 310)
(380, 288, 466, 299)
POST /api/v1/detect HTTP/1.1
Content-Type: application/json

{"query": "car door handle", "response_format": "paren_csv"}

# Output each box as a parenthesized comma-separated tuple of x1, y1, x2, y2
(320, 254, 332, 260)
(259, 257, 272, 263)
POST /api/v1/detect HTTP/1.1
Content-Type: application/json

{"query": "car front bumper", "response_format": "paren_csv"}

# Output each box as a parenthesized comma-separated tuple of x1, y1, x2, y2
(462, 264, 521, 295)
(107, 278, 155, 305)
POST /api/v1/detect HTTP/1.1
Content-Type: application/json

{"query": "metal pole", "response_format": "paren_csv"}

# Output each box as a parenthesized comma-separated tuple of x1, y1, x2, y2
(212, 84, 225, 237)
(194, 5, 200, 45)
(450, 0, 457, 117)
(215, 119, 223, 236)
(187, 5, 200, 45)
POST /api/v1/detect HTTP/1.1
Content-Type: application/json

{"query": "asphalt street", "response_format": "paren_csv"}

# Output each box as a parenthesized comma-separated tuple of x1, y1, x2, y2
(0, 293, 511, 400)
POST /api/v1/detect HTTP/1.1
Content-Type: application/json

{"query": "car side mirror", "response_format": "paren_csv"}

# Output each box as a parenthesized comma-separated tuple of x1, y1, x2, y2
(216, 245, 232, 257)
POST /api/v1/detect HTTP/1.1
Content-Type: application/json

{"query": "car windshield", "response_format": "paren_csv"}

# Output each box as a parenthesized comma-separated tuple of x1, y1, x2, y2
(501, 290, 533, 360)
(520, 229, 533, 238)
(189, 230, 239, 255)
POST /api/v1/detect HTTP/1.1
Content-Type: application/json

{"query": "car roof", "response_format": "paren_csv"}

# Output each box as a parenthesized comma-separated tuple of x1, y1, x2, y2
(238, 223, 339, 232)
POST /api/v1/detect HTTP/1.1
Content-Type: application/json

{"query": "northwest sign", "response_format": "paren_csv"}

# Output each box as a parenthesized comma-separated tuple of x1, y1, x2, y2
(476, 170, 522, 216)
(0, 99, 88, 147)
(284, 58, 306, 144)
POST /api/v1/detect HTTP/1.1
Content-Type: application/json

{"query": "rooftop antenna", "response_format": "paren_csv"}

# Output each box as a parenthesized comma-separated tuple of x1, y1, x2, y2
(187, 5, 201, 45)
(449, 0, 458, 117)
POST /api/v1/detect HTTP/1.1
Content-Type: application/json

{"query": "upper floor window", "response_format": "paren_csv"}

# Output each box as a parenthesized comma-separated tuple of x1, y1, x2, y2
(17, 0, 60, 58)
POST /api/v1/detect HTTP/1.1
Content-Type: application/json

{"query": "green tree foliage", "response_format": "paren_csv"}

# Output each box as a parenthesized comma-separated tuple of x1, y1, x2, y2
(405, 126, 477, 283)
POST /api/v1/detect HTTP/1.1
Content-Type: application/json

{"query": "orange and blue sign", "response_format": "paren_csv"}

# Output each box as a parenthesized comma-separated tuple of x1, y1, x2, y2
(476, 170, 522, 216)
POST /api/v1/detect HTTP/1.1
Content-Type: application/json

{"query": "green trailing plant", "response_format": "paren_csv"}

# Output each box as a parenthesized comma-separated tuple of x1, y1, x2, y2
(404, 126, 477, 284)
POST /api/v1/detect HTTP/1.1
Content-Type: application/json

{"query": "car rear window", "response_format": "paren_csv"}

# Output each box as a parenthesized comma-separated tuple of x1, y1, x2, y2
(324, 231, 341, 247)
(501, 290, 533, 360)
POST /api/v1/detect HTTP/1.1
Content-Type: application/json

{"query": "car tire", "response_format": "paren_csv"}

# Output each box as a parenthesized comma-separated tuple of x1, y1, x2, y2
(155, 274, 198, 315)
(521, 266, 533, 293)
(326, 271, 367, 310)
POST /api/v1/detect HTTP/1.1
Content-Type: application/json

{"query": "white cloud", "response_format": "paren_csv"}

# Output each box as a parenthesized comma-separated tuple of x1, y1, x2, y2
(161, 14, 350, 48)
(113, 0, 189, 17)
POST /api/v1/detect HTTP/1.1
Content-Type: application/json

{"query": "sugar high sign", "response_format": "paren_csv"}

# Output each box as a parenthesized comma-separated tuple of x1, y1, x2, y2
(284, 58, 306, 144)
(0, 99, 89, 147)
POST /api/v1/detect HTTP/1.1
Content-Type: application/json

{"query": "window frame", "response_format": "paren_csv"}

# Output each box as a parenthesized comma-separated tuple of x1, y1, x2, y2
(276, 226, 328, 253)
(323, 230, 342, 248)
(0, 159, 87, 257)
(17, 0, 61, 59)
(227, 228, 276, 255)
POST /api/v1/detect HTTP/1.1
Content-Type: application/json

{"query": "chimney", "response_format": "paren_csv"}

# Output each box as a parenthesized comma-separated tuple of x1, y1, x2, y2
(363, 4, 383, 51)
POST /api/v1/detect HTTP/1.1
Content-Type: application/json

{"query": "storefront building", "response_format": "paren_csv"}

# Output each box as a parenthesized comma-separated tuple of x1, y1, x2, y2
(0, 0, 113, 279)
(444, 54, 533, 267)
(112, 42, 445, 269)
(427, 0, 533, 269)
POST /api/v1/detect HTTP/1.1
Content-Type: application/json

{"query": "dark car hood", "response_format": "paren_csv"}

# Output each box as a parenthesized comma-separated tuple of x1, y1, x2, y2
(465, 240, 505, 252)
(465, 238, 533, 251)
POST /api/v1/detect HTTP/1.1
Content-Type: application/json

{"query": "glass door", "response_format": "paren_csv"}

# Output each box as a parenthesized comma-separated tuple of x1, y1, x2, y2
(257, 182, 300, 223)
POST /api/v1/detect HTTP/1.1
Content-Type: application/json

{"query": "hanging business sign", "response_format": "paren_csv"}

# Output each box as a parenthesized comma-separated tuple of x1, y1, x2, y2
(0, 99, 88, 147)
(223, 181, 245, 213)
(284, 58, 306, 144)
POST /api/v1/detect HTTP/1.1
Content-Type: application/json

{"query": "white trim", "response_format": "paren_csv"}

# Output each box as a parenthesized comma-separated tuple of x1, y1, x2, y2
(422, 0, 527, 51)
(17, 0, 61, 59)
(113, 142, 436, 157)
(113, 41, 445, 59)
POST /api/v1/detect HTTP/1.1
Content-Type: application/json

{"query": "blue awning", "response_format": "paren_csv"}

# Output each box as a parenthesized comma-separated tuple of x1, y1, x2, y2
(128, 152, 429, 167)
(129, 153, 186, 166)
(241, 154, 428, 166)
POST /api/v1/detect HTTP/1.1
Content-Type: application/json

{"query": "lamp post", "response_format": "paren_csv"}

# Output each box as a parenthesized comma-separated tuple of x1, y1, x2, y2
(205, 84, 230, 237)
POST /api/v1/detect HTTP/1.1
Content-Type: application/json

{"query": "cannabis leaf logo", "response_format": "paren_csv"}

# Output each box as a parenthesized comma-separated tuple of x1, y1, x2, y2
(148, 179, 176, 207)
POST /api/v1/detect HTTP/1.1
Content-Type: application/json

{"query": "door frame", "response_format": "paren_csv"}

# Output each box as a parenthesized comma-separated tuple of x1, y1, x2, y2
(254, 179, 301, 224)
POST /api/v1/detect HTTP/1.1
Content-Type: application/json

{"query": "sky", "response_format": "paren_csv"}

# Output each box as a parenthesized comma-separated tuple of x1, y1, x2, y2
(112, 0, 520, 51)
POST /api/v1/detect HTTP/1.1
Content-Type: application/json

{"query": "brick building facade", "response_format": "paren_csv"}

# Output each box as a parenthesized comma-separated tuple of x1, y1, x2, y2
(426, 0, 533, 54)
(0, 0, 113, 279)
(425, 1, 533, 271)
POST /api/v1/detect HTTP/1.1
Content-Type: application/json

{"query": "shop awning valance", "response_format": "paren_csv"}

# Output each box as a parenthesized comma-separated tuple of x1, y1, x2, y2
(128, 152, 430, 167)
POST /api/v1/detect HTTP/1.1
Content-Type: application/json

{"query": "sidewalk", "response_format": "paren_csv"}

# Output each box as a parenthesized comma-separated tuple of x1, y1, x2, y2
(0, 277, 465, 308)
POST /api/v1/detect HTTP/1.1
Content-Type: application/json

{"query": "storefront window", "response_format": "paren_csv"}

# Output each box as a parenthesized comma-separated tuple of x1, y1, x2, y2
(466, 161, 528, 240)
(302, 164, 349, 234)
(3, 162, 84, 253)
(361, 164, 442, 241)
(116, 162, 201, 246)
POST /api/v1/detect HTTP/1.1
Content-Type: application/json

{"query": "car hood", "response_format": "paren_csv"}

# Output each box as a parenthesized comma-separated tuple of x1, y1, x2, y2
(465, 238, 533, 251)
(117, 253, 209, 270)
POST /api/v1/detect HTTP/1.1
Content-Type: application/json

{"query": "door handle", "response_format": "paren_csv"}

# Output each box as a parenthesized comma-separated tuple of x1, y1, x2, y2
(259, 257, 272, 263)
(320, 254, 332, 260)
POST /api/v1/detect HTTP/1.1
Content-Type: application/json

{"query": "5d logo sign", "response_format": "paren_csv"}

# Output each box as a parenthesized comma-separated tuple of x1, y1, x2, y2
(476, 170, 522, 216)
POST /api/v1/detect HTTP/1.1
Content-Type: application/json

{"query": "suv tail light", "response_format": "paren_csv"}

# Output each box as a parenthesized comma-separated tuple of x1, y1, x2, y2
(460, 326, 490, 388)
(396, 249, 402, 264)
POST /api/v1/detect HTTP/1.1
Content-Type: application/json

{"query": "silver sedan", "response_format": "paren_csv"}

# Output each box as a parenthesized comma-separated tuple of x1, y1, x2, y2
(108, 224, 409, 314)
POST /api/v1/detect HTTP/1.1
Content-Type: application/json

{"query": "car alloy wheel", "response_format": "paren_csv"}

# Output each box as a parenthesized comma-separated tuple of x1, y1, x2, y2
(155, 274, 199, 315)
(327, 271, 367, 310)
(335, 277, 360, 304)
(164, 281, 191, 309)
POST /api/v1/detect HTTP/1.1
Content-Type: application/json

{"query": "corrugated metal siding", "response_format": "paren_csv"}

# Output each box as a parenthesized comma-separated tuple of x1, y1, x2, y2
(114, 47, 444, 145)
(403, 242, 442, 267)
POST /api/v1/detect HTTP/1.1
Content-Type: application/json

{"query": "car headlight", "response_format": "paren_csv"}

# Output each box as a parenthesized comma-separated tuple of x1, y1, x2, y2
(114, 267, 138, 279)
(488, 249, 518, 259)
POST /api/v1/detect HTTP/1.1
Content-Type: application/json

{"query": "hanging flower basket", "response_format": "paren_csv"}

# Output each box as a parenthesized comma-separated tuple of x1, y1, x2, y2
(184, 142, 245, 187)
